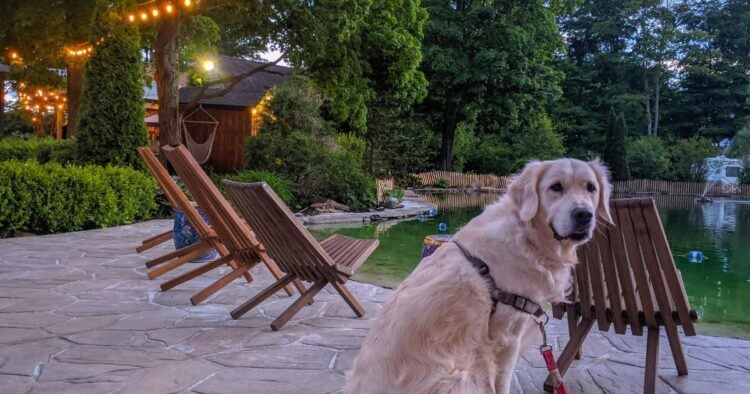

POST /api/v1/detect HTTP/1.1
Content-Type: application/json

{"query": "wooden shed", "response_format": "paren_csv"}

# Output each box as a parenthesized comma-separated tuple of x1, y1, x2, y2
(176, 56, 289, 172)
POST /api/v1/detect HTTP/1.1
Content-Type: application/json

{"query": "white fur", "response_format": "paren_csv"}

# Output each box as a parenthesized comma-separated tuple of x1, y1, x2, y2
(345, 158, 612, 394)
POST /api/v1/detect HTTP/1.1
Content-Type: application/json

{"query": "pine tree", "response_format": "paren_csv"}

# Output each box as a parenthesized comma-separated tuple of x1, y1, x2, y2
(76, 9, 147, 168)
(604, 107, 630, 181)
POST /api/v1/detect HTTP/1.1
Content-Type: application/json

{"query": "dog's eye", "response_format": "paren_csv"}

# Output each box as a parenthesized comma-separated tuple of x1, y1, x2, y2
(586, 183, 597, 193)
(550, 182, 564, 193)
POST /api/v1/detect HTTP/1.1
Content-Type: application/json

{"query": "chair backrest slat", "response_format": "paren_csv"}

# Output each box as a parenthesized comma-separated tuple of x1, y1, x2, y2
(161, 145, 261, 259)
(576, 245, 593, 321)
(596, 226, 626, 333)
(137, 147, 212, 239)
(613, 202, 658, 327)
(641, 203, 695, 335)
(630, 203, 680, 332)
(222, 180, 339, 284)
(586, 239, 611, 331)
(607, 209, 643, 335)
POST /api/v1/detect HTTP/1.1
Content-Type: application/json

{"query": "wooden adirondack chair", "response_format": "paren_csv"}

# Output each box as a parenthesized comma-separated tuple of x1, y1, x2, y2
(136, 147, 257, 292)
(547, 197, 698, 394)
(222, 179, 379, 331)
(161, 145, 305, 305)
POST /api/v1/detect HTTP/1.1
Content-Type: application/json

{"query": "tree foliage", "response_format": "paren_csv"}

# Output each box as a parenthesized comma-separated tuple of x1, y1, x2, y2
(76, 8, 147, 168)
(419, 0, 564, 170)
(604, 108, 630, 181)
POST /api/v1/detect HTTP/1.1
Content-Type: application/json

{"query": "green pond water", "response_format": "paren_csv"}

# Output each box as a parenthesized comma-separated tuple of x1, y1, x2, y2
(309, 193, 750, 339)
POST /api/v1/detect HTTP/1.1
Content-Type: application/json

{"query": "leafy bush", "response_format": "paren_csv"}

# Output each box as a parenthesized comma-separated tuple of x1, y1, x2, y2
(385, 187, 405, 200)
(0, 161, 157, 236)
(0, 137, 77, 164)
(245, 78, 376, 210)
(435, 178, 450, 188)
(628, 136, 670, 179)
(224, 170, 294, 204)
(669, 136, 717, 181)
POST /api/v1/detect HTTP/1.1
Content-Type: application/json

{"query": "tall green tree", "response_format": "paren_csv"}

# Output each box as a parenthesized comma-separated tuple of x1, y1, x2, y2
(604, 107, 630, 181)
(420, 0, 564, 171)
(76, 8, 147, 167)
(553, 0, 675, 157)
(669, 0, 750, 140)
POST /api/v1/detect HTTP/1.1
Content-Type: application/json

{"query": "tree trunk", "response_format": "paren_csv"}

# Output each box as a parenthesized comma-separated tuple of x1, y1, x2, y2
(644, 73, 652, 136)
(154, 15, 181, 149)
(440, 102, 459, 171)
(0, 71, 5, 137)
(653, 74, 660, 137)
(66, 62, 84, 138)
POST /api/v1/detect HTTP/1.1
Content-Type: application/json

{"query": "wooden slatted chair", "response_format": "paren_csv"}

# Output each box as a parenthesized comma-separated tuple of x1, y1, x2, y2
(136, 147, 256, 291)
(161, 145, 305, 305)
(547, 197, 698, 394)
(222, 179, 379, 331)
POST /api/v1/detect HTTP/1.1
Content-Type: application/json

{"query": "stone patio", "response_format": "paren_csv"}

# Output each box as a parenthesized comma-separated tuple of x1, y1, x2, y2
(0, 220, 749, 393)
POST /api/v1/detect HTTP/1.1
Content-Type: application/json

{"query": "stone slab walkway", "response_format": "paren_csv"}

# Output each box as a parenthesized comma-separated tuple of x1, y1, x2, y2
(0, 220, 749, 393)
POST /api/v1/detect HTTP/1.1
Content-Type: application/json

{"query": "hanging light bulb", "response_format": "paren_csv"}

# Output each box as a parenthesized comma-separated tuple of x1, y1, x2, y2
(140, 12, 148, 21)
(152, 8, 159, 17)
(165, 3, 174, 13)
(128, 14, 136, 22)
(184, 0, 191, 7)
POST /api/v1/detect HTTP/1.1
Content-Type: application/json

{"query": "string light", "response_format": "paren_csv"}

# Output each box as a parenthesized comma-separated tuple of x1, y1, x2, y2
(151, 8, 159, 17)
(128, 14, 136, 22)
(184, 0, 191, 7)
(166, 3, 174, 13)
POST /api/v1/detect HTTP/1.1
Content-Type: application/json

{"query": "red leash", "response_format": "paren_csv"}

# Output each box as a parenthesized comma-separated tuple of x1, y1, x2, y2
(539, 322, 567, 394)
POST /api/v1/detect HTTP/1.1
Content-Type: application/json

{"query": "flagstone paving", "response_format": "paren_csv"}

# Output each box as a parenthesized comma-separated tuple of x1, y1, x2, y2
(0, 220, 749, 393)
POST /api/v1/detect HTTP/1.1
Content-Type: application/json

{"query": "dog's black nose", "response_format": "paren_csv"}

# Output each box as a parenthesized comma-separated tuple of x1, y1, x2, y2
(572, 208, 593, 227)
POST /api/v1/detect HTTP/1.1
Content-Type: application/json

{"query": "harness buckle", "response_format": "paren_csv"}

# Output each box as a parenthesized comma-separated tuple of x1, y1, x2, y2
(513, 296, 527, 311)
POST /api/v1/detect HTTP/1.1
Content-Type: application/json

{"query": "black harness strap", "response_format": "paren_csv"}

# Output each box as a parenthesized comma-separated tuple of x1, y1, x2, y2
(452, 241, 547, 321)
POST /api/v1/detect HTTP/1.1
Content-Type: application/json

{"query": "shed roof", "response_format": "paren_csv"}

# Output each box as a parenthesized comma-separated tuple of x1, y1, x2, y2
(179, 55, 290, 108)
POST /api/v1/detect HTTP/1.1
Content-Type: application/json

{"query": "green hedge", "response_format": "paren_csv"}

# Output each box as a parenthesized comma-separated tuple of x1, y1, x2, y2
(0, 161, 158, 236)
(0, 137, 77, 165)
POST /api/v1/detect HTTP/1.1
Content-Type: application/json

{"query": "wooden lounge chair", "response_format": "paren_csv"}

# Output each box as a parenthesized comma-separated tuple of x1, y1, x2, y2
(547, 197, 698, 394)
(161, 145, 305, 305)
(222, 179, 379, 331)
(136, 147, 256, 291)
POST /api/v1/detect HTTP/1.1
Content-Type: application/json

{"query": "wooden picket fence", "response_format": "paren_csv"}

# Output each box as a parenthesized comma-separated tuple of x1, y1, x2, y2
(419, 192, 500, 211)
(613, 179, 750, 197)
(414, 171, 509, 189)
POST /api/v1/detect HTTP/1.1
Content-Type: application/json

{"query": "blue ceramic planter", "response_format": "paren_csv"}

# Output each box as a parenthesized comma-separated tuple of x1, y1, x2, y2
(173, 207, 218, 263)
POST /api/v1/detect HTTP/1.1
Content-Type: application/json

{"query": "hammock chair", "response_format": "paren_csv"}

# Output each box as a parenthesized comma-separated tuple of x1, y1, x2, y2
(180, 105, 218, 165)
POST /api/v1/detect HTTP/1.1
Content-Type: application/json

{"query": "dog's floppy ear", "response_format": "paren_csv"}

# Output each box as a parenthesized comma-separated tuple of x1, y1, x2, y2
(589, 159, 614, 225)
(509, 161, 543, 222)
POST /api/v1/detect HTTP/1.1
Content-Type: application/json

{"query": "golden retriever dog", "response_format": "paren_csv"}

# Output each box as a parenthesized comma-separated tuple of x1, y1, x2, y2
(345, 158, 612, 394)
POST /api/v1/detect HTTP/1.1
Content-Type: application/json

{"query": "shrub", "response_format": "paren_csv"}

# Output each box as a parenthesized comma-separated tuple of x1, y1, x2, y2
(385, 187, 405, 201)
(628, 136, 670, 179)
(435, 178, 450, 189)
(224, 170, 294, 204)
(246, 78, 376, 210)
(76, 9, 147, 167)
(669, 136, 717, 181)
(0, 137, 77, 164)
(0, 161, 157, 236)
